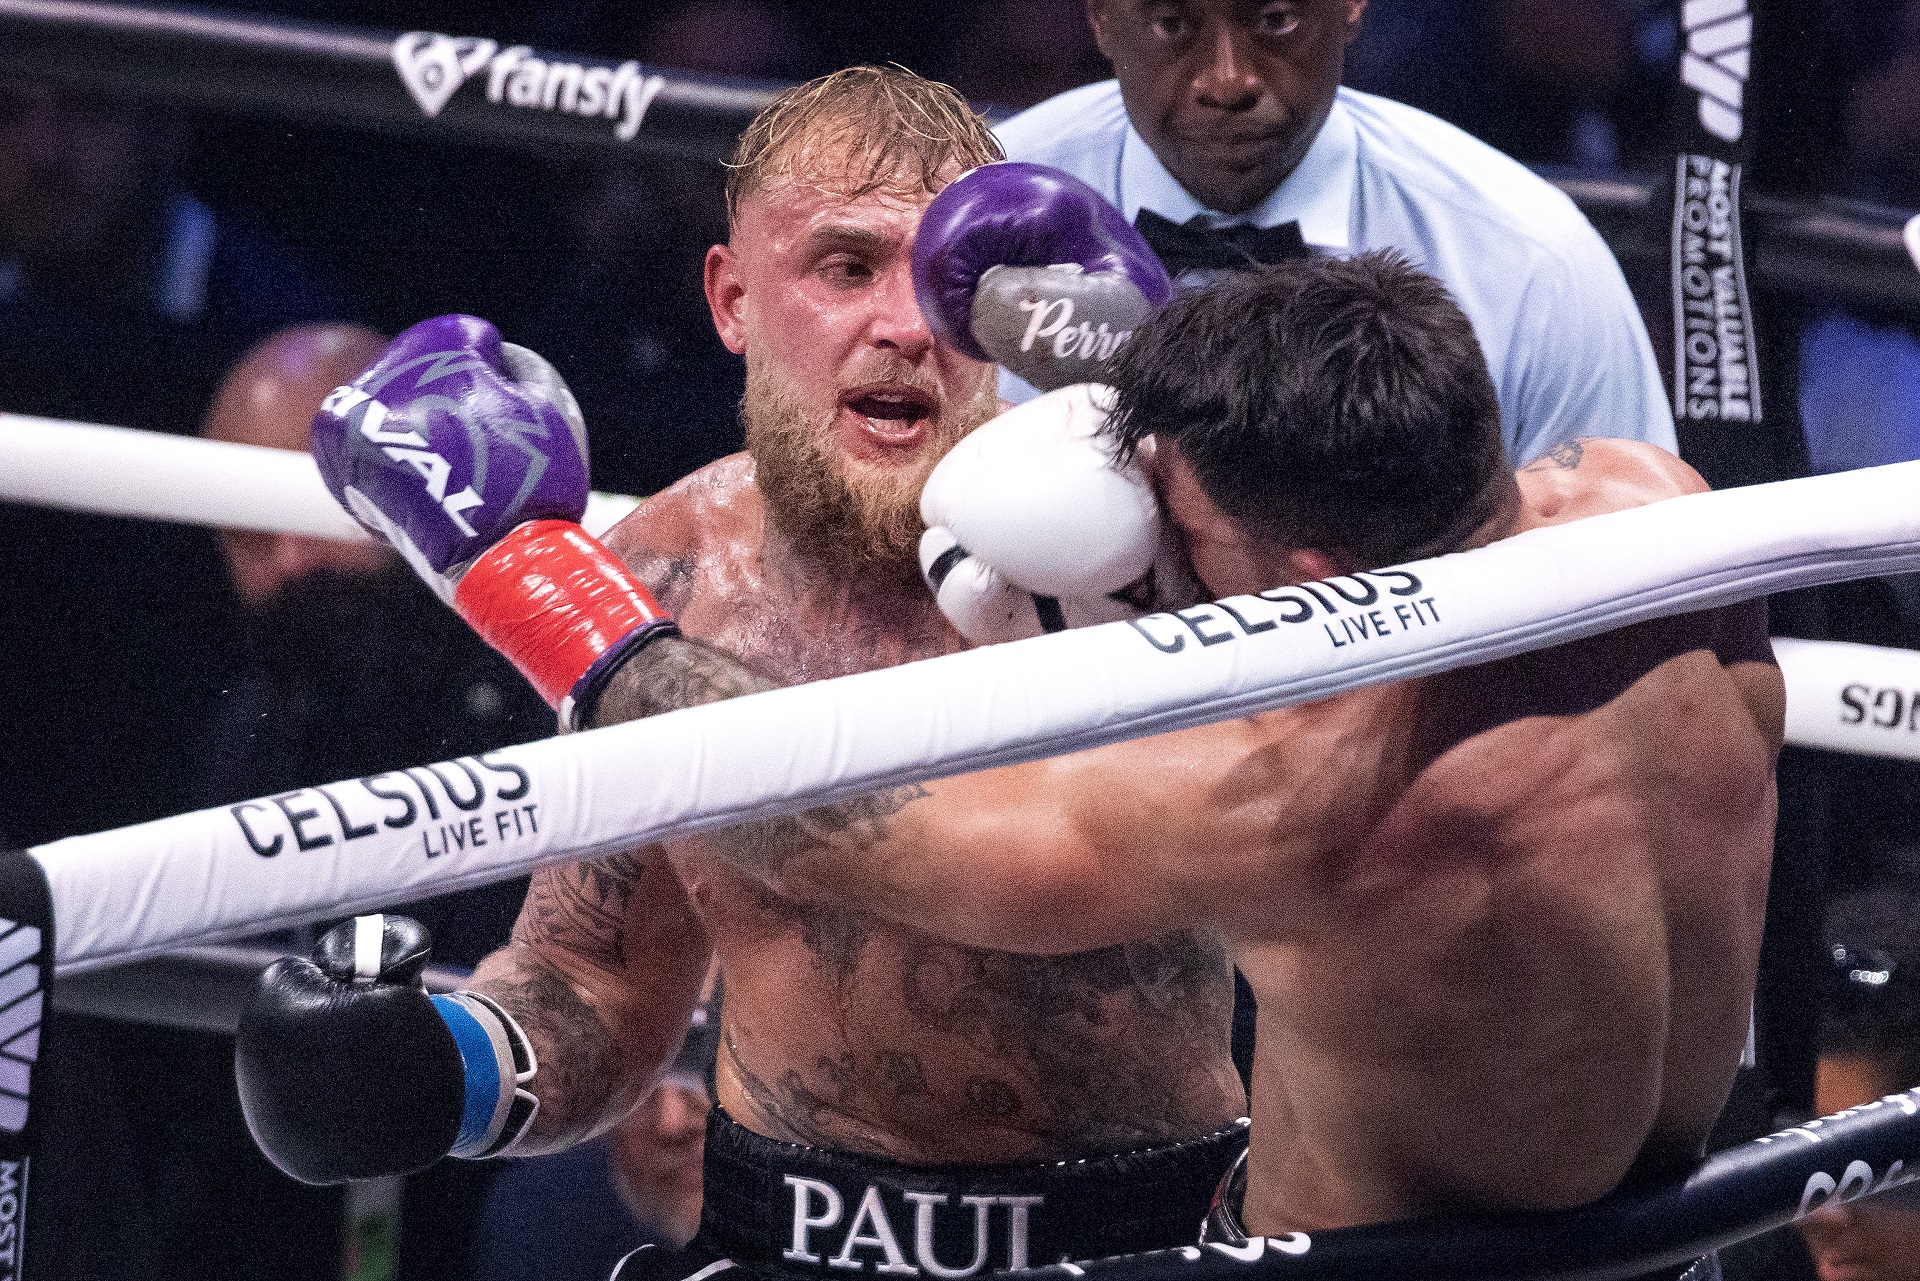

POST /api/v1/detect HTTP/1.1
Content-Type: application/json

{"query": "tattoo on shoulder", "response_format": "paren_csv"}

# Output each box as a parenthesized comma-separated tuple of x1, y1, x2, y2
(1523, 439, 1585, 472)
(650, 556, 697, 611)
(611, 545, 697, 613)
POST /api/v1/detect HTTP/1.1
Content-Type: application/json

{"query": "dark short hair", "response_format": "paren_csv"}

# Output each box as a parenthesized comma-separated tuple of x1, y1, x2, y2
(1104, 252, 1507, 568)
(1821, 891, 1920, 1090)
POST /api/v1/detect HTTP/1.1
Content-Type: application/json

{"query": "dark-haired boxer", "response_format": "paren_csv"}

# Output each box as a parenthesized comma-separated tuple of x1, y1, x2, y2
(239, 68, 1252, 1281)
(574, 255, 1783, 1281)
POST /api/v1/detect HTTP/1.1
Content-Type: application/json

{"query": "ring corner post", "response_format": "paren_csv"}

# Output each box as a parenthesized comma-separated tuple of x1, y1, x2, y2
(0, 849, 54, 1281)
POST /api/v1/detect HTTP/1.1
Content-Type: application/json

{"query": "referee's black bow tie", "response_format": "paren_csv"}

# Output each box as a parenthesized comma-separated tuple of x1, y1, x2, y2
(1132, 210, 1309, 277)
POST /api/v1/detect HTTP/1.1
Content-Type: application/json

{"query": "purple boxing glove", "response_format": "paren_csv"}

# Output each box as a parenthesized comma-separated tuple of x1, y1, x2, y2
(311, 314, 591, 602)
(313, 315, 679, 728)
(911, 162, 1172, 392)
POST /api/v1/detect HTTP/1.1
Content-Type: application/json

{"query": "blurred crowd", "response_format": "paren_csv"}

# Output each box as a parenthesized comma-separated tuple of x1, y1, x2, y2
(4, 0, 1920, 1279)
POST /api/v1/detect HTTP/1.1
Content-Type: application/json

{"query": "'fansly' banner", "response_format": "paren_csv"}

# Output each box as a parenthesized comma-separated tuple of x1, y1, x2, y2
(1667, 0, 1764, 431)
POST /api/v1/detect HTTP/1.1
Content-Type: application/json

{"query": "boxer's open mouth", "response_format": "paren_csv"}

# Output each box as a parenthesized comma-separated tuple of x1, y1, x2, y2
(842, 386, 937, 445)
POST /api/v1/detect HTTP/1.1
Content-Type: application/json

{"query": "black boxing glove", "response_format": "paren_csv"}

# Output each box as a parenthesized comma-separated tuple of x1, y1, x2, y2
(235, 914, 537, 1185)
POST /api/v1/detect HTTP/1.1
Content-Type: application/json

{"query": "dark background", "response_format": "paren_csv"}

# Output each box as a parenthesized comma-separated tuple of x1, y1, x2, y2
(4, 1, 1920, 1279)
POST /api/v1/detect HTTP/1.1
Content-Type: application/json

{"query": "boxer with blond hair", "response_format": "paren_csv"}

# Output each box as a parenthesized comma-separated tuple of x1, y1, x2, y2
(240, 67, 1250, 1281)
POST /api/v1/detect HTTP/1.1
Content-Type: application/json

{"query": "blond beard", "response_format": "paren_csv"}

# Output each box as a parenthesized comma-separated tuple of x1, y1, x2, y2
(744, 350, 997, 577)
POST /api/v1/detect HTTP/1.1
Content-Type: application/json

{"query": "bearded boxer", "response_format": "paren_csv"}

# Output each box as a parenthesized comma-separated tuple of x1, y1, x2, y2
(239, 67, 1251, 1279)
(547, 254, 1784, 1278)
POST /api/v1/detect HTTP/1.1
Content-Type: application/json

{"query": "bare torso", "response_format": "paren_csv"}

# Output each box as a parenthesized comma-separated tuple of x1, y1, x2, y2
(1224, 448, 1782, 1230)
(575, 439, 1777, 1220)
(618, 455, 1244, 1162)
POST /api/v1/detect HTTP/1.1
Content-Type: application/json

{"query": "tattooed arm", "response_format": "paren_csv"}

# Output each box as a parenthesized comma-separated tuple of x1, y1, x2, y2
(586, 628, 1354, 956)
(588, 628, 942, 869)
(463, 493, 715, 1154)
(592, 628, 778, 719)
(469, 848, 710, 1153)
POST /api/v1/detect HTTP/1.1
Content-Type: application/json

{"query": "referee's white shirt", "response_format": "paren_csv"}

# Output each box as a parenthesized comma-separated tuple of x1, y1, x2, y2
(994, 82, 1678, 463)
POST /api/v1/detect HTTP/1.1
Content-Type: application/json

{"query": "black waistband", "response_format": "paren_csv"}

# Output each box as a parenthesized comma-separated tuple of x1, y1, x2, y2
(699, 1106, 1250, 1275)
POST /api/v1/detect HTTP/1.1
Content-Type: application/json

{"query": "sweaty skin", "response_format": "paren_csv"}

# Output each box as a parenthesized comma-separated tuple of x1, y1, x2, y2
(593, 463, 1241, 1160)
(624, 437, 1784, 1228)
(469, 164, 1244, 1163)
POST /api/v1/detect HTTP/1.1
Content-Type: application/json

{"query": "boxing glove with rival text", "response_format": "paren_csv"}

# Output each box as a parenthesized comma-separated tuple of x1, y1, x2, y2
(311, 315, 677, 727)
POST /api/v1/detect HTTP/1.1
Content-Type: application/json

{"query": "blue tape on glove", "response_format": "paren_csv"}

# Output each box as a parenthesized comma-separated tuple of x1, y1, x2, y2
(431, 993, 503, 1155)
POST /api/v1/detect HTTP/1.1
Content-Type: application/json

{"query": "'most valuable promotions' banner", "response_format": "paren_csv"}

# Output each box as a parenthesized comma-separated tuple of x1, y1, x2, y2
(1665, 0, 1766, 452)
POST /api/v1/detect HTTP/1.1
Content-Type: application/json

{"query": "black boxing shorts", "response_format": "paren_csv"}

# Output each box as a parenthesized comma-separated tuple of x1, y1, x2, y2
(612, 1106, 1250, 1281)
(1199, 1150, 1722, 1281)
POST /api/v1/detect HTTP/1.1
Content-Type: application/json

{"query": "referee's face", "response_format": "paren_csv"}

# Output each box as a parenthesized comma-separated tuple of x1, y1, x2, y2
(1089, 0, 1366, 215)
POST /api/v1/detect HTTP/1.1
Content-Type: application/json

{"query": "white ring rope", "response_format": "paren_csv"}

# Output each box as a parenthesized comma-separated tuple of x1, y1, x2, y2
(27, 459, 1920, 975)
(9, 411, 1918, 762)
(1775, 636, 1920, 761)
(1906, 213, 1920, 274)
(0, 413, 640, 538)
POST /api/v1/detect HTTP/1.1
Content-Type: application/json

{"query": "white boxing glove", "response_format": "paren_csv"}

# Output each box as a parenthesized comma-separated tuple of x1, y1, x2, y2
(919, 383, 1194, 644)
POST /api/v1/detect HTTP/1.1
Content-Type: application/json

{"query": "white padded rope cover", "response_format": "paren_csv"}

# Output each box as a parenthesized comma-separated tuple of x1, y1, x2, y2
(31, 460, 1920, 974)
(0, 413, 640, 537)
(1776, 637, 1920, 762)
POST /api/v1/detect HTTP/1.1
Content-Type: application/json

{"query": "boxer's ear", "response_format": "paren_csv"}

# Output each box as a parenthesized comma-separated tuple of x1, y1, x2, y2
(704, 243, 748, 355)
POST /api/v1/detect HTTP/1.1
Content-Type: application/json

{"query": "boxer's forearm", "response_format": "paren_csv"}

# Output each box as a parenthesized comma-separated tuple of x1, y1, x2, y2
(468, 945, 633, 1151)
(592, 631, 777, 721)
(471, 845, 712, 1153)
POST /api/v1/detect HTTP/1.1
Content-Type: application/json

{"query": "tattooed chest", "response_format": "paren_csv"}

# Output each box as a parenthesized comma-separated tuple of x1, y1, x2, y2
(720, 922, 1242, 1155)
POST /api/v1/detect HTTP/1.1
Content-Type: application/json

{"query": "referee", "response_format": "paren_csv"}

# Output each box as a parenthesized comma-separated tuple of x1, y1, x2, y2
(996, 0, 1677, 465)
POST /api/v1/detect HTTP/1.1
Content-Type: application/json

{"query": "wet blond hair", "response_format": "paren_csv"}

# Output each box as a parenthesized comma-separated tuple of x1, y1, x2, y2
(725, 65, 1003, 228)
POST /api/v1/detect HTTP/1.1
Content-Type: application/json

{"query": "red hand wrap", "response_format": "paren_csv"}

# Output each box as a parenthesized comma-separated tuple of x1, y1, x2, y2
(453, 520, 676, 723)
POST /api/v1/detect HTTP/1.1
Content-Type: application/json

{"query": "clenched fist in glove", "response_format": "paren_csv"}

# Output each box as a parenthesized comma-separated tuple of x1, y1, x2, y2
(311, 315, 676, 728)
(912, 162, 1172, 392)
(920, 383, 1196, 644)
(235, 915, 536, 1184)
